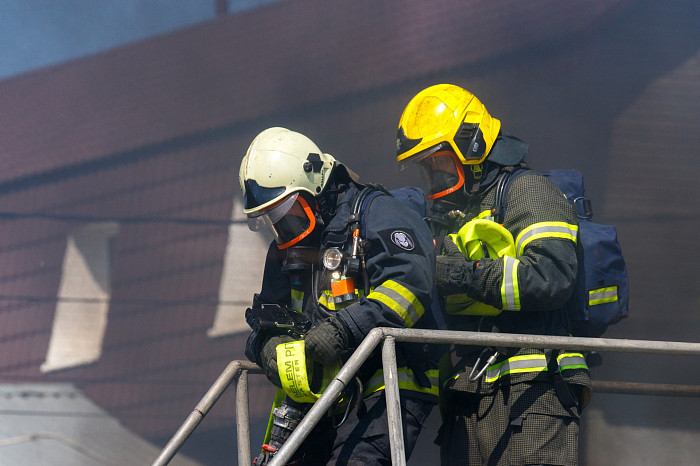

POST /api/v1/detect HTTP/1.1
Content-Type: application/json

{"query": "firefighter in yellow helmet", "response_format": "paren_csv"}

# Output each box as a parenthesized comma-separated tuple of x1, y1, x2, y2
(397, 85, 591, 465)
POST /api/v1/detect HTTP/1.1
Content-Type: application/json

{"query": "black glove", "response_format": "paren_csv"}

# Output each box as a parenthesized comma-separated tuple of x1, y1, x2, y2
(435, 236, 477, 295)
(260, 335, 295, 388)
(304, 316, 350, 366)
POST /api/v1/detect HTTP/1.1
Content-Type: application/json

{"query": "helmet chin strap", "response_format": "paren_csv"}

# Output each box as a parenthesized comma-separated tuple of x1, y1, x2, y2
(463, 162, 485, 195)
(463, 161, 503, 197)
(466, 180, 482, 196)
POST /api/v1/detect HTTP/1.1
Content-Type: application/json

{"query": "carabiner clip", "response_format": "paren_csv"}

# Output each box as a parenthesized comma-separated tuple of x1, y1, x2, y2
(469, 347, 500, 381)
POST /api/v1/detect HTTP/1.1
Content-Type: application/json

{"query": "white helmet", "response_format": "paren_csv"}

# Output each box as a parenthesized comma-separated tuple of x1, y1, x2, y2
(239, 127, 336, 248)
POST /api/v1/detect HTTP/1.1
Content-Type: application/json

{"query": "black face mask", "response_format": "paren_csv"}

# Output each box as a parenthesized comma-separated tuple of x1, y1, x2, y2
(279, 210, 324, 282)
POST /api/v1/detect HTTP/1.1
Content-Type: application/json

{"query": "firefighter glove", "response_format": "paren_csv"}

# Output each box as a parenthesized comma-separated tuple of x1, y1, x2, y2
(260, 335, 295, 388)
(304, 316, 349, 366)
(436, 236, 477, 295)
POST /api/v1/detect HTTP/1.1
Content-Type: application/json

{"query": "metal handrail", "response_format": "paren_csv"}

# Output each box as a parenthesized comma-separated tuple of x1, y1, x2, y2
(153, 329, 700, 466)
(269, 328, 700, 466)
(152, 360, 262, 466)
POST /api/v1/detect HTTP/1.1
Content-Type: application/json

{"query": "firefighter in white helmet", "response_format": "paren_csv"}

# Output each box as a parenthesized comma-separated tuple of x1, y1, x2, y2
(397, 85, 591, 465)
(240, 127, 442, 464)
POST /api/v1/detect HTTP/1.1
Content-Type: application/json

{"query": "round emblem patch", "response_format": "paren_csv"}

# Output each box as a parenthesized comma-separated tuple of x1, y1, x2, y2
(390, 230, 415, 251)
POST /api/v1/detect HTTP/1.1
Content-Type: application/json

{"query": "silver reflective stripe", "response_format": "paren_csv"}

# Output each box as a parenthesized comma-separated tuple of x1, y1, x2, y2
(291, 290, 304, 312)
(516, 223, 578, 256)
(501, 256, 519, 311)
(371, 284, 421, 327)
(485, 355, 546, 382)
(318, 291, 334, 310)
(557, 353, 588, 369)
(589, 286, 618, 305)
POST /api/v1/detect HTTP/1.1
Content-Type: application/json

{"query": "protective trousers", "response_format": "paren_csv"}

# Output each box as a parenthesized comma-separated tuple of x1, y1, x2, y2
(437, 381, 581, 466)
(293, 391, 433, 465)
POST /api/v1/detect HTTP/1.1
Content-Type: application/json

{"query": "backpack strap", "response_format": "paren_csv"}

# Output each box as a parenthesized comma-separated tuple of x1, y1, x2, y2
(347, 185, 390, 293)
(492, 163, 530, 224)
(348, 184, 390, 237)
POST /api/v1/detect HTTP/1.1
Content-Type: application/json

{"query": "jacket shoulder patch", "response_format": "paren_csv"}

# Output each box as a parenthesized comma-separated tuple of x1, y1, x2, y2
(377, 228, 423, 256)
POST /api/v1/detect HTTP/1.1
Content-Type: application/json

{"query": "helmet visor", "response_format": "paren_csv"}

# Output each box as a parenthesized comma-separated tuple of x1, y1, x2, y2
(397, 140, 446, 172)
(417, 150, 465, 200)
(247, 193, 317, 249)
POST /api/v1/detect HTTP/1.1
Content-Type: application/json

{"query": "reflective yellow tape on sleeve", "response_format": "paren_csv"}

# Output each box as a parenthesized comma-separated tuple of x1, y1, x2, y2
(501, 255, 521, 311)
(589, 286, 618, 306)
(367, 280, 424, 327)
(515, 222, 578, 256)
(290, 289, 304, 313)
(318, 291, 335, 310)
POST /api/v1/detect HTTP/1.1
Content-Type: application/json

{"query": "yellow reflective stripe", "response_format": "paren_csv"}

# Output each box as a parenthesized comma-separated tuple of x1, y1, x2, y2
(290, 289, 304, 312)
(484, 354, 547, 382)
(501, 256, 521, 311)
(318, 291, 335, 310)
(589, 286, 618, 305)
(367, 280, 424, 327)
(515, 221, 578, 256)
(557, 352, 589, 371)
(483, 353, 588, 383)
(318, 287, 371, 311)
(363, 368, 439, 397)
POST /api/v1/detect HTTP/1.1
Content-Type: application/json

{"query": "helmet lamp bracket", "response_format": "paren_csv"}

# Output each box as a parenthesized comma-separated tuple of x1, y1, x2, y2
(304, 153, 325, 173)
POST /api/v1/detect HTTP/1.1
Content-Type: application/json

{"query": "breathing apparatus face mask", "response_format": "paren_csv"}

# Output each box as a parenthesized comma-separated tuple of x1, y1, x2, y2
(247, 192, 319, 249)
(415, 149, 466, 200)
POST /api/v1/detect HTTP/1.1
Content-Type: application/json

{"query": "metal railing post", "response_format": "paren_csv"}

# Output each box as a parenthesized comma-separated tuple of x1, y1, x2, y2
(236, 369, 251, 465)
(382, 335, 406, 466)
(151, 360, 260, 466)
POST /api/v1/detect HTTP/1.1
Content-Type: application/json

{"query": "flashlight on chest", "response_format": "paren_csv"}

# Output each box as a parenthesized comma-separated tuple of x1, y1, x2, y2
(322, 246, 359, 305)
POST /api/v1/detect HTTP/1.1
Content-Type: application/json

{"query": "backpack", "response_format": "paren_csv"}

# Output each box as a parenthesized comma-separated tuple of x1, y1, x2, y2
(496, 168, 630, 338)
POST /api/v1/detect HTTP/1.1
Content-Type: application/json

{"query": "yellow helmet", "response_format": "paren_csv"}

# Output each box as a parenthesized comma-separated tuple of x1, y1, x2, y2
(396, 84, 501, 167)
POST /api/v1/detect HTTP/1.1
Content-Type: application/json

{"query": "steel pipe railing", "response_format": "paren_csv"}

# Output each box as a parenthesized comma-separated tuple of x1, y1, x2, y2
(151, 360, 261, 466)
(592, 380, 700, 397)
(235, 368, 251, 464)
(154, 329, 700, 466)
(268, 328, 700, 466)
(382, 336, 407, 466)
